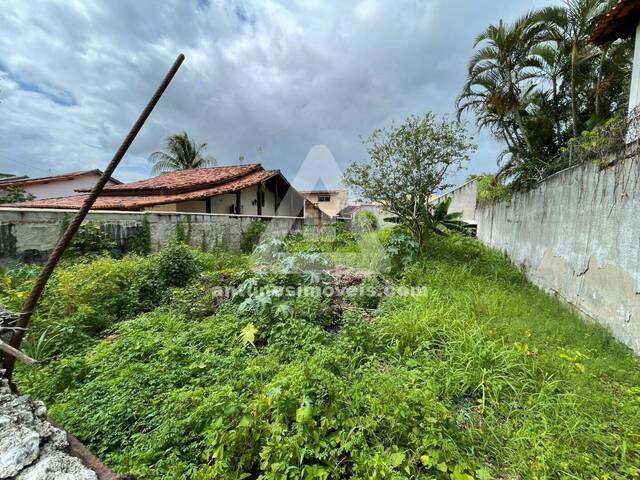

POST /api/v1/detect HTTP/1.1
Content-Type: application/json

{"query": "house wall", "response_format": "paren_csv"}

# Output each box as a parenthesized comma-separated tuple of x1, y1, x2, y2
(144, 185, 284, 216)
(431, 179, 478, 224)
(476, 156, 640, 353)
(302, 190, 348, 217)
(0, 208, 305, 263)
(18, 175, 119, 199)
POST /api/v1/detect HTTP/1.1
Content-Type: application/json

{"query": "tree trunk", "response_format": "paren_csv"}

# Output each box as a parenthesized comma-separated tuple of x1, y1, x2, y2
(571, 43, 579, 138)
(595, 47, 607, 119)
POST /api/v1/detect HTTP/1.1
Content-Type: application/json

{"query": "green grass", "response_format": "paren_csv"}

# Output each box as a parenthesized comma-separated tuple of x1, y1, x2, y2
(9, 234, 640, 479)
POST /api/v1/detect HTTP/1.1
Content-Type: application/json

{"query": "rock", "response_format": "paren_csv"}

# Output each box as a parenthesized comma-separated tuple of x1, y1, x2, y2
(16, 451, 98, 480)
(0, 425, 40, 478)
(0, 372, 100, 480)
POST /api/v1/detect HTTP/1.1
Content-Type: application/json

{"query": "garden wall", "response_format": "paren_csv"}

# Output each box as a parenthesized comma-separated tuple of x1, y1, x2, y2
(476, 155, 640, 353)
(0, 208, 304, 263)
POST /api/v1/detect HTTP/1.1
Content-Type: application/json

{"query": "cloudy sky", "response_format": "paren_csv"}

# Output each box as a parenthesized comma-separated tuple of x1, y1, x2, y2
(0, 0, 557, 190)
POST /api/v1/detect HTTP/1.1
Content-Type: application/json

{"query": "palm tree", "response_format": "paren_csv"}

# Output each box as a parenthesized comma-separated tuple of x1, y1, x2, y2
(149, 132, 216, 174)
(457, 12, 552, 160)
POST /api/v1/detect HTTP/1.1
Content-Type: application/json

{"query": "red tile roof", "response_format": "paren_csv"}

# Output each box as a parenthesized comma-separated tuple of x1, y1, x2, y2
(591, 0, 640, 44)
(77, 164, 261, 194)
(0, 170, 121, 188)
(5, 166, 281, 210)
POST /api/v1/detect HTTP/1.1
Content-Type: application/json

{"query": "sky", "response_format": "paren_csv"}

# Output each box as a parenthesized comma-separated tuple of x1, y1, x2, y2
(0, 0, 558, 190)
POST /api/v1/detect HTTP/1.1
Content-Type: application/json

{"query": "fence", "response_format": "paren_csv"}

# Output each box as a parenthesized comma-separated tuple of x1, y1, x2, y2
(0, 208, 304, 263)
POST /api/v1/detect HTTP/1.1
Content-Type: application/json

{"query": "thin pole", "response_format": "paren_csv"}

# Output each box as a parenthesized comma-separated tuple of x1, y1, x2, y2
(2, 53, 186, 380)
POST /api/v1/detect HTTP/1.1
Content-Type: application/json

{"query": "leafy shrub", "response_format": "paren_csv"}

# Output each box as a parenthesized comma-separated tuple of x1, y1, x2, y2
(155, 241, 200, 288)
(0, 186, 35, 203)
(332, 220, 355, 248)
(241, 220, 269, 253)
(127, 215, 152, 255)
(473, 174, 512, 205)
(345, 275, 385, 309)
(354, 209, 379, 232)
(382, 226, 420, 275)
(65, 221, 117, 259)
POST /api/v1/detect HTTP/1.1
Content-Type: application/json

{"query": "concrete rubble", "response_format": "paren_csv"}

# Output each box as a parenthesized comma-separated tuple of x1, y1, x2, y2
(0, 372, 97, 480)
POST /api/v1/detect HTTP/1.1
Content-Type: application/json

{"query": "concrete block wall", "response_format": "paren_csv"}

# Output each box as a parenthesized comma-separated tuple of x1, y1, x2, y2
(0, 208, 304, 263)
(476, 156, 640, 353)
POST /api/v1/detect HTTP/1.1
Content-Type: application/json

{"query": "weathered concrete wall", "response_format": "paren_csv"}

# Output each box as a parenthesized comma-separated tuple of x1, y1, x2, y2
(432, 178, 478, 224)
(0, 208, 304, 263)
(477, 157, 640, 353)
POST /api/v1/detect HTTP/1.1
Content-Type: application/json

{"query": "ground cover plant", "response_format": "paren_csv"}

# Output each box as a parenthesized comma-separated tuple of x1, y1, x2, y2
(4, 229, 640, 479)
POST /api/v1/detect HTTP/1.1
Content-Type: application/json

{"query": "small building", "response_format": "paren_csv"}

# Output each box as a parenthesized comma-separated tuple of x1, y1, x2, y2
(8, 164, 305, 217)
(591, 0, 640, 112)
(0, 170, 121, 199)
(299, 189, 348, 218)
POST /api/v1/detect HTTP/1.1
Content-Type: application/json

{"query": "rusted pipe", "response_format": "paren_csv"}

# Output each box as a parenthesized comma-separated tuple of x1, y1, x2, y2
(2, 53, 185, 379)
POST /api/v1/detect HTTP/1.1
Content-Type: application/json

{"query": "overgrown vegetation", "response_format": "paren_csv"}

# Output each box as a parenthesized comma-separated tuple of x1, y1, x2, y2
(5, 226, 639, 479)
(240, 220, 268, 253)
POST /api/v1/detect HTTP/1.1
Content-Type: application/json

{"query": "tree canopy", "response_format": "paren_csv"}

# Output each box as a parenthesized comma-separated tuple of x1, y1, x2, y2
(149, 132, 216, 175)
(343, 113, 476, 245)
(457, 0, 632, 189)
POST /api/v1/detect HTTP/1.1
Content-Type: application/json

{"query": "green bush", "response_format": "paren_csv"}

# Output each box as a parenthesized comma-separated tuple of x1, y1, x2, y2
(473, 174, 512, 205)
(354, 209, 379, 232)
(156, 241, 200, 288)
(127, 215, 152, 255)
(241, 220, 269, 253)
(382, 226, 420, 275)
(64, 221, 117, 259)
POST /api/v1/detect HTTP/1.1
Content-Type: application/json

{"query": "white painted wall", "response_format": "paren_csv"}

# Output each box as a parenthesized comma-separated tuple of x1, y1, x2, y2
(431, 179, 478, 224)
(142, 185, 295, 216)
(18, 174, 118, 199)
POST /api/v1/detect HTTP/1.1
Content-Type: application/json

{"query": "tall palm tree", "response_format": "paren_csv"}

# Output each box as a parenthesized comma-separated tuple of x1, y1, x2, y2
(542, 0, 608, 137)
(457, 12, 551, 159)
(149, 132, 216, 174)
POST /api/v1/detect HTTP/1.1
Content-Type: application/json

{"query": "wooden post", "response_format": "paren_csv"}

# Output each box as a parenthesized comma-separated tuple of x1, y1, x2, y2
(1, 54, 186, 380)
(257, 183, 262, 216)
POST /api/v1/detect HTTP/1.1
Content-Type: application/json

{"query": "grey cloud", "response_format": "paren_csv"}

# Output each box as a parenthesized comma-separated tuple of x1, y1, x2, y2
(0, 0, 558, 187)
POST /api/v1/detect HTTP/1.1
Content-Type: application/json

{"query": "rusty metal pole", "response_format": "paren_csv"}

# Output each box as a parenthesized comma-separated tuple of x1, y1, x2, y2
(2, 53, 185, 380)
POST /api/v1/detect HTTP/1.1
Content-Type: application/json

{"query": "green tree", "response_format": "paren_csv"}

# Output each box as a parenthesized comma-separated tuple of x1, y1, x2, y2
(343, 113, 476, 246)
(149, 132, 216, 174)
(459, 0, 632, 189)
(457, 12, 551, 162)
(0, 186, 35, 204)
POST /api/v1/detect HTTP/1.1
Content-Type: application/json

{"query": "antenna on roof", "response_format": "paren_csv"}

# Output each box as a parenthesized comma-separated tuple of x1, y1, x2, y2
(239, 154, 245, 164)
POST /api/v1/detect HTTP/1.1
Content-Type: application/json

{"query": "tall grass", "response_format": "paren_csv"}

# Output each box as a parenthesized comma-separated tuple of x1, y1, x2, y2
(9, 234, 640, 479)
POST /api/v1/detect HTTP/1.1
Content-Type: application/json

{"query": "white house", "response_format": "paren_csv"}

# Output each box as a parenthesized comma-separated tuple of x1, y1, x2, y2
(8, 164, 305, 217)
(0, 170, 121, 199)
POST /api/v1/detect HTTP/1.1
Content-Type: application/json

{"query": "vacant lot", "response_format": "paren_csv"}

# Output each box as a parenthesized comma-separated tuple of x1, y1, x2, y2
(3, 230, 639, 479)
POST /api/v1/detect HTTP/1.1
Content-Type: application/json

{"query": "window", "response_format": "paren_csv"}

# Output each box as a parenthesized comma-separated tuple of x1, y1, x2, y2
(318, 195, 331, 202)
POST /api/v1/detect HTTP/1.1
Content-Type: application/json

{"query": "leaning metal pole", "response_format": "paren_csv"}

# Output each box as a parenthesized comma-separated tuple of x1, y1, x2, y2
(2, 53, 186, 380)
